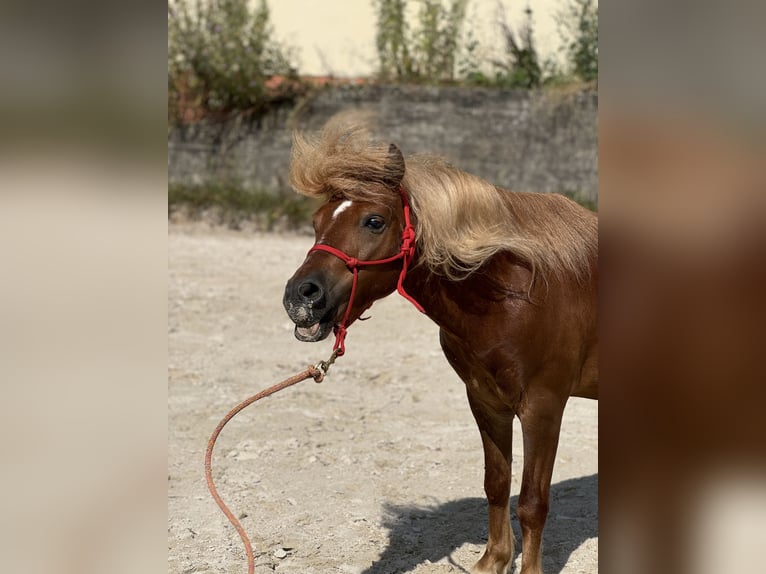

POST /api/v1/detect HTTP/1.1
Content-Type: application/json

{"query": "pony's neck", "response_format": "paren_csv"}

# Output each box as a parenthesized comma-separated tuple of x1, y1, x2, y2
(402, 250, 536, 338)
(398, 193, 539, 336)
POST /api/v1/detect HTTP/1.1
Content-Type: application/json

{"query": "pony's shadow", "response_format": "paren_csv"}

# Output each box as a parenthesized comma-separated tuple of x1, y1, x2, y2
(361, 474, 597, 574)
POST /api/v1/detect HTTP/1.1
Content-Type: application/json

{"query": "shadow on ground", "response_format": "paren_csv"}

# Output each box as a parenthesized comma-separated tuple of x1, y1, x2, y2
(362, 473, 597, 574)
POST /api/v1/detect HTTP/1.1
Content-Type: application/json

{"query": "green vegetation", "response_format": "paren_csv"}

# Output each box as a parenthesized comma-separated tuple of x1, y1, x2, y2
(373, 1, 598, 88)
(168, 183, 320, 230)
(492, 6, 542, 88)
(168, 1, 598, 122)
(558, 0, 598, 83)
(168, 0, 300, 124)
(374, 0, 475, 84)
(374, 0, 469, 83)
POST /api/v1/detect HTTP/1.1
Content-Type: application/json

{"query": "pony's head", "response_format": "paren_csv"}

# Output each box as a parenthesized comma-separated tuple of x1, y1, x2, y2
(282, 117, 598, 345)
(283, 123, 411, 344)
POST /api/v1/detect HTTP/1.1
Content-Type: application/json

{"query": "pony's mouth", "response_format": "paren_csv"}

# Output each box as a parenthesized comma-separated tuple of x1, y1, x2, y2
(284, 296, 337, 343)
(293, 319, 333, 343)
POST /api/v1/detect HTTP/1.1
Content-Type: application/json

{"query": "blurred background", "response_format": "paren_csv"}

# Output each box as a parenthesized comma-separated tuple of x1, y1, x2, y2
(1, 0, 765, 573)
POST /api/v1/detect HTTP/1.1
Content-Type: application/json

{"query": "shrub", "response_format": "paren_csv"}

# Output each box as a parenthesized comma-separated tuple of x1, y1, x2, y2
(168, 182, 320, 230)
(168, 0, 300, 123)
(558, 0, 598, 83)
(374, 0, 469, 83)
(493, 6, 542, 89)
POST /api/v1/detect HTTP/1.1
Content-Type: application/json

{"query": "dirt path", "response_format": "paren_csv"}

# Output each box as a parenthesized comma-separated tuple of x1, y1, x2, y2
(168, 224, 598, 574)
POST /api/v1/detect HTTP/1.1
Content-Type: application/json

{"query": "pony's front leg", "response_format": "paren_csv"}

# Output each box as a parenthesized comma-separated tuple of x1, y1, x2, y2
(467, 393, 515, 574)
(517, 393, 566, 574)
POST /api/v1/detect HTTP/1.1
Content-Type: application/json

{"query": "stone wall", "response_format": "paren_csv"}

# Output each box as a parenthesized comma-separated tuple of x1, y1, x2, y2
(168, 85, 598, 202)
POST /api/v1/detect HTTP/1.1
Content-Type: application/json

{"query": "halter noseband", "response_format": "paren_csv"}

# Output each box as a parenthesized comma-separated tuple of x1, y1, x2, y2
(307, 185, 425, 357)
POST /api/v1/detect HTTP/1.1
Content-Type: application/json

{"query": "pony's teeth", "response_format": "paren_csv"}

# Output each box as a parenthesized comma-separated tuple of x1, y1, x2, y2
(297, 323, 320, 337)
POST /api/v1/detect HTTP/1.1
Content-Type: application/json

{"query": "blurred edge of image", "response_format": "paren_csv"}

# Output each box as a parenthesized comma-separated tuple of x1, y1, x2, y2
(0, 2, 168, 574)
(600, 1, 766, 573)
(0, 1, 764, 573)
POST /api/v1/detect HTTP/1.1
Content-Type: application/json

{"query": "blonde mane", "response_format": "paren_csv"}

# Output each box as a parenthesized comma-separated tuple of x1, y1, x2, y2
(290, 120, 597, 282)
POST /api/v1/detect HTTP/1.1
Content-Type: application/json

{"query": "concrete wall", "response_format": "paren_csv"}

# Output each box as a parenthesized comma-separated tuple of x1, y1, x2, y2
(168, 85, 598, 201)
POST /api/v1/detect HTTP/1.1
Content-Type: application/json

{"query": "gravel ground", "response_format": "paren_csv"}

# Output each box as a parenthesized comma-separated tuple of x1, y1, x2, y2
(168, 223, 597, 574)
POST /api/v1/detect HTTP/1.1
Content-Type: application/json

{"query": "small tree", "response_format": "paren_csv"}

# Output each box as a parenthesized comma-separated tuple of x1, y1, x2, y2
(558, 0, 598, 83)
(374, 0, 413, 79)
(458, 17, 490, 85)
(493, 5, 542, 88)
(168, 0, 298, 122)
(413, 0, 468, 82)
(373, 0, 469, 84)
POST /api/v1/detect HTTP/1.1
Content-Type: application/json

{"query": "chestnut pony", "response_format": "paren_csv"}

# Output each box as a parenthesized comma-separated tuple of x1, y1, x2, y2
(283, 121, 598, 574)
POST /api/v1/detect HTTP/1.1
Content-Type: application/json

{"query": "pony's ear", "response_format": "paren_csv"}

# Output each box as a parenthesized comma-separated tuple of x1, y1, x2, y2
(382, 143, 405, 189)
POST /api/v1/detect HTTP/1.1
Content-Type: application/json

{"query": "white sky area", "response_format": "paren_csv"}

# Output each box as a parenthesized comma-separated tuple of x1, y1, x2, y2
(270, 0, 568, 77)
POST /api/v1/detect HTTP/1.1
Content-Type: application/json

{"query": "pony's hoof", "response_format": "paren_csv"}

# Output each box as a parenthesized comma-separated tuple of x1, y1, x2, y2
(470, 557, 511, 574)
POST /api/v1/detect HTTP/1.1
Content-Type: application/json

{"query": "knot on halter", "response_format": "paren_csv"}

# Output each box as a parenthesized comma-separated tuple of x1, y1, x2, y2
(345, 257, 359, 269)
(400, 225, 416, 259)
(332, 324, 348, 356)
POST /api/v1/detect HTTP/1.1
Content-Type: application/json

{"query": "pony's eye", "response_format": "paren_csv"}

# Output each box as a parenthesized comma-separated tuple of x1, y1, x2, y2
(363, 216, 386, 232)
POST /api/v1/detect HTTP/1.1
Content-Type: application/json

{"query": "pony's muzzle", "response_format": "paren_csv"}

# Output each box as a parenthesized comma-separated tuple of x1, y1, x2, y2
(283, 274, 335, 343)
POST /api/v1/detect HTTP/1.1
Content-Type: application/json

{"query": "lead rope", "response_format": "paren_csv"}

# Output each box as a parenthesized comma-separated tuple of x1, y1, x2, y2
(205, 360, 332, 574)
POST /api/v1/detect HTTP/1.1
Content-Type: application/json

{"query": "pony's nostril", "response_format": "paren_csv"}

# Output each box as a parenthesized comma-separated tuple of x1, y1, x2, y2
(297, 281, 322, 302)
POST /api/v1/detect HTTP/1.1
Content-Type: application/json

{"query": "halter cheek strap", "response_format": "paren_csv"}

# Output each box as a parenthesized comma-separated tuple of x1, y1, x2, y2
(307, 185, 425, 356)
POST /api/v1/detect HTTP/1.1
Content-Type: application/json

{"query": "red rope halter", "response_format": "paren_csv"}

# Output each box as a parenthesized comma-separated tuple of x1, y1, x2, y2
(308, 185, 425, 357)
